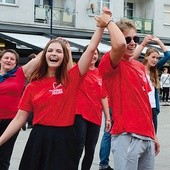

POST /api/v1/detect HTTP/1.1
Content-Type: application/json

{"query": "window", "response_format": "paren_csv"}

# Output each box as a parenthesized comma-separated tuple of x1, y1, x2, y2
(6, 0, 15, 3)
(124, 2, 134, 19)
(34, 0, 49, 6)
(164, 4, 170, 25)
(88, 0, 110, 15)
(127, 3, 133, 18)
(35, 0, 40, 6)
(100, 0, 110, 9)
(0, 0, 16, 4)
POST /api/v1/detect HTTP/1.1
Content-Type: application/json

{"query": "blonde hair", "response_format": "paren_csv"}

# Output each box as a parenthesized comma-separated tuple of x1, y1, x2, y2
(116, 18, 137, 33)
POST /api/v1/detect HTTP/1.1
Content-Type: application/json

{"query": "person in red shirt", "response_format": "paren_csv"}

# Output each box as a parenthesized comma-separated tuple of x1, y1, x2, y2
(0, 49, 41, 170)
(0, 12, 109, 169)
(74, 46, 112, 170)
(97, 15, 160, 170)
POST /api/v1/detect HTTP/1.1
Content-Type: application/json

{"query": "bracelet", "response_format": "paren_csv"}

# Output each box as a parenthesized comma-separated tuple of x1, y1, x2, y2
(106, 20, 114, 28)
(106, 119, 112, 123)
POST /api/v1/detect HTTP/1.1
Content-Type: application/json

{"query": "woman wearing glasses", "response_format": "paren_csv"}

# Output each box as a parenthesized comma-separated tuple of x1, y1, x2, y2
(133, 35, 170, 133)
(98, 17, 160, 170)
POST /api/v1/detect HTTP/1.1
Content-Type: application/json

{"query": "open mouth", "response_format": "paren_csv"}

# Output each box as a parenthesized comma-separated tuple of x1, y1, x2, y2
(49, 57, 59, 62)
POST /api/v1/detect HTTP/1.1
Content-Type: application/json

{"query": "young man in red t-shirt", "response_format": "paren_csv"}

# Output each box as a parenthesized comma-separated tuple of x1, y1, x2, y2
(97, 15, 160, 170)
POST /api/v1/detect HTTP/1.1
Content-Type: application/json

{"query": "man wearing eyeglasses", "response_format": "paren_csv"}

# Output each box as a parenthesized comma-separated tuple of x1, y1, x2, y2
(97, 15, 160, 170)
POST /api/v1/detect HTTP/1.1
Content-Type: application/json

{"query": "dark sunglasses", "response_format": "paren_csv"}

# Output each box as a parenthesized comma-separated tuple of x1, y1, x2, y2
(125, 36, 140, 44)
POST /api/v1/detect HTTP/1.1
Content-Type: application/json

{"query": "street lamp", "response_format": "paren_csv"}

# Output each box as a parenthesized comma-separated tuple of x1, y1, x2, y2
(50, 0, 53, 40)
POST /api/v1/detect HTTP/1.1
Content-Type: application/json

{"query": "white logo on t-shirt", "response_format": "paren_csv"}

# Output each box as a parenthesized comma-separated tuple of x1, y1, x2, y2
(49, 82, 63, 95)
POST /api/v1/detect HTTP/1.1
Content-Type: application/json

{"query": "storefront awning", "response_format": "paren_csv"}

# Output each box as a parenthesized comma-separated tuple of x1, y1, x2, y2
(0, 32, 111, 54)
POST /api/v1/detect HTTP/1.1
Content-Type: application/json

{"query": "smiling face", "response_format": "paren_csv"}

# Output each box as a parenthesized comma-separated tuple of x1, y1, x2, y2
(0, 52, 17, 73)
(46, 42, 64, 70)
(123, 28, 138, 57)
(116, 18, 138, 59)
(91, 49, 99, 65)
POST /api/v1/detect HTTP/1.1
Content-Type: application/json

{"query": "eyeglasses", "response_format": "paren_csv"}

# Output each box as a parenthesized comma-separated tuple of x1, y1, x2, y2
(125, 36, 140, 44)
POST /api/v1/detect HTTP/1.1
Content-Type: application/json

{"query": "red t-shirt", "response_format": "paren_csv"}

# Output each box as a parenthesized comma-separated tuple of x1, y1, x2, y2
(98, 52, 155, 139)
(0, 67, 26, 119)
(75, 68, 107, 126)
(18, 65, 82, 127)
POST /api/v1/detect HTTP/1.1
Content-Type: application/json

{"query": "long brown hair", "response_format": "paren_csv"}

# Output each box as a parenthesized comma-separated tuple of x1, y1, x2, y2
(142, 48, 160, 88)
(29, 39, 70, 86)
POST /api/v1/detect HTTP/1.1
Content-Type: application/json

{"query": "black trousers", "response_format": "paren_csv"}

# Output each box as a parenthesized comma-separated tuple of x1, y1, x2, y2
(162, 87, 170, 102)
(74, 115, 100, 170)
(0, 119, 19, 170)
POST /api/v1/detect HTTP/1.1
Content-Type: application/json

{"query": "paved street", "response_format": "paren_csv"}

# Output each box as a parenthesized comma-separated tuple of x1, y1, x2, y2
(9, 105, 170, 170)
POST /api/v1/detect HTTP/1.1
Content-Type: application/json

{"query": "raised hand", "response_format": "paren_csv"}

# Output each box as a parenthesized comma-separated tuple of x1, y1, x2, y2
(151, 35, 162, 44)
(141, 34, 153, 46)
(102, 6, 112, 17)
(95, 6, 112, 28)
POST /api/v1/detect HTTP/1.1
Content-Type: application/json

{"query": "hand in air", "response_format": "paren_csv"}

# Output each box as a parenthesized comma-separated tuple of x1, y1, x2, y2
(95, 6, 112, 28)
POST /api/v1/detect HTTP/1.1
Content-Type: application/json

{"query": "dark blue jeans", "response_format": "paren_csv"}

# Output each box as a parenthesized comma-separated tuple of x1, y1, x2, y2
(99, 128, 111, 168)
(99, 108, 112, 169)
(152, 108, 158, 133)
(74, 115, 100, 170)
(0, 119, 19, 170)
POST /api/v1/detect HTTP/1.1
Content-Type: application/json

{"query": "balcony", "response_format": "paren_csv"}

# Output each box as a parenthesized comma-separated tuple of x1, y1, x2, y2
(34, 5, 48, 23)
(34, 5, 75, 27)
(126, 17, 153, 35)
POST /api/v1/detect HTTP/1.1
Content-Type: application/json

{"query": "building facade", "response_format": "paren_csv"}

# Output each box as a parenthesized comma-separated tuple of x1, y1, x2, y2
(0, 0, 170, 64)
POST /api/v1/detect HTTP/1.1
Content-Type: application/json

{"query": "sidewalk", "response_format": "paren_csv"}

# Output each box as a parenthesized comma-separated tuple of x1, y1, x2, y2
(9, 105, 170, 170)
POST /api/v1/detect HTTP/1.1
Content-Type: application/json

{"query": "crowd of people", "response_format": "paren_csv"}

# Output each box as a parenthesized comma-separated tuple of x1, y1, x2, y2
(0, 5, 170, 170)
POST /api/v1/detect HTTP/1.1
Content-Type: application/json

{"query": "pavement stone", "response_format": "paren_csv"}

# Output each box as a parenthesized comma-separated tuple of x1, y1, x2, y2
(9, 105, 170, 170)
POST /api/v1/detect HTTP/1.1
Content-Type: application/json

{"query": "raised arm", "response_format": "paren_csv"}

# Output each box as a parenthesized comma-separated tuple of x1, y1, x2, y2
(108, 20, 126, 66)
(78, 19, 105, 76)
(96, 9, 126, 66)
(22, 51, 43, 79)
(153, 37, 167, 52)
(66, 40, 74, 70)
(133, 35, 170, 67)
(132, 34, 153, 59)
(152, 37, 170, 69)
